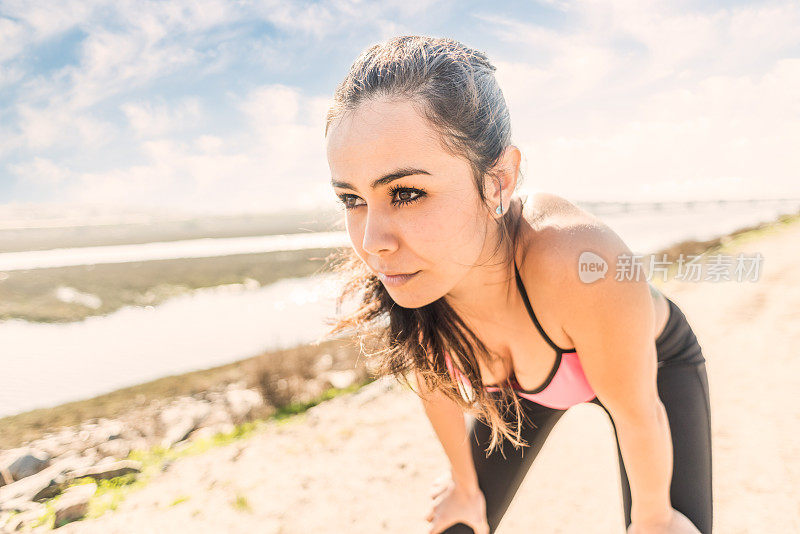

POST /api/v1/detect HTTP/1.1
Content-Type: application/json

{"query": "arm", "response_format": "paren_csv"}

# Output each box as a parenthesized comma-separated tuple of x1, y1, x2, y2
(543, 223, 673, 526)
(416, 371, 480, 495)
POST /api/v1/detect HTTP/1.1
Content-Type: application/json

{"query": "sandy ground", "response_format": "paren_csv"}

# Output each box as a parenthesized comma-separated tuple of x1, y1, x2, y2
(58, 222, 800, 533)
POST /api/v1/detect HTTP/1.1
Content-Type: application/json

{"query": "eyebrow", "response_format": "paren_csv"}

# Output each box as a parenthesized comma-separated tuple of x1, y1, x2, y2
(330, 167, 431, 191)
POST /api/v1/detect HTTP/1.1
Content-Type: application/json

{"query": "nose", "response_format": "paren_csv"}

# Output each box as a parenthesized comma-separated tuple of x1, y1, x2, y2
(360, 208, 399, 256)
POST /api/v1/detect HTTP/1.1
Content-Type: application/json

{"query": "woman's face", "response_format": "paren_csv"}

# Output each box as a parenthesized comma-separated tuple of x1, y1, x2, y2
(326, 97, 494, 309)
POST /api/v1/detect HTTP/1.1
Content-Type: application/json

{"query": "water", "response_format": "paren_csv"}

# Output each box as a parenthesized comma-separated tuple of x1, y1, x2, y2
(600, 203, 799, 254)
(0, 275, 344, 418)
(0, 231, 350, 271)
(1, 202, 797, 418)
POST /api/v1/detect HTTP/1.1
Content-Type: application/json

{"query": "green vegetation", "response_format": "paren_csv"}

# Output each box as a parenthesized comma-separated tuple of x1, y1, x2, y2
(0, 336, 367, 449)
(21, 376, 375, 530)
(712, 211, 800, 254)
(0, 247, 341, 323)
(169, 495, 191, 506)
(231, 493, 252, 513)
(648, 209, 800, 283)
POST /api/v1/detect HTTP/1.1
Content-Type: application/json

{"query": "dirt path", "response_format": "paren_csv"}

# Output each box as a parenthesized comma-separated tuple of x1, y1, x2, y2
(59, 221, 800, 533)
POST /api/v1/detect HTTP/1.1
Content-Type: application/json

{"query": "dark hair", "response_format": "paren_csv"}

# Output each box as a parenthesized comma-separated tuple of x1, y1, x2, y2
(323, 35, 534, 456)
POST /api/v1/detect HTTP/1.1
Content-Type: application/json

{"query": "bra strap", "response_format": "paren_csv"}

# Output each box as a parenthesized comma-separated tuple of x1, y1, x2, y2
(513, 260, 574, 353)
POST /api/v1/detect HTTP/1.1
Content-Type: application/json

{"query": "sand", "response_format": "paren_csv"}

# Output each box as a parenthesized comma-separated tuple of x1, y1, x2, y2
(57, 220, 800, 533)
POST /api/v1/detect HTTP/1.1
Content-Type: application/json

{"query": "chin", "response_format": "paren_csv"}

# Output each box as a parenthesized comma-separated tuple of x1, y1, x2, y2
(383, 288, 438, 309)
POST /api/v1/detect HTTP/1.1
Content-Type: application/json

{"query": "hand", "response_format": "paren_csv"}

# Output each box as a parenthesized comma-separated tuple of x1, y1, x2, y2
(426, 472, 489, 534)
(627, 508, 702, 534)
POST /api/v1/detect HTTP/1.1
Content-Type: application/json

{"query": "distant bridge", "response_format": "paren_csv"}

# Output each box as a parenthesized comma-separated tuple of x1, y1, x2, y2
(574, 198, 800, 215)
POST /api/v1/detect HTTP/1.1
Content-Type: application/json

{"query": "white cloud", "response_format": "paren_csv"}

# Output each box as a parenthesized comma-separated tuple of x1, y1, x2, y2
(2, 0, 798, 214)
(0, 15, 27, 64)
(121, 97, 202, 138)
(254, 0, 339, 39)
(59, 83, 333, 214)
(487, 1, 800, 201)
(16, 104, 115, 150)
(0, 63, 24, 89)
(10, 157, 74, 186)
(240, 85, 301, 128)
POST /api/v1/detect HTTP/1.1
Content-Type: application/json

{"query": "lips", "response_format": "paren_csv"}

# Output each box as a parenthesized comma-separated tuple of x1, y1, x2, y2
(376, 270, 420, 287)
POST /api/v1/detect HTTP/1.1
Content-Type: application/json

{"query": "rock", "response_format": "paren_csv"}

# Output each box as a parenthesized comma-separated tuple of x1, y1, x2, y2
(0, 496, 45, 513)
(159, 399, 212, 448)
(66, 460, 141, 482)
(79, 448, 101, 466)
(160, 419, 196, 449)
(312, 353, 334, 374)
(187, 423, 236, 442)
(200, 407, 234, 428)
(224, 388, 264, 423)
(2, 503, 46, 531)
(96, 439, 132, 459)
(126, 416, 159, 442)
(28, 429, 78, 460)
(73, 420, 125, 453)
(126, 437, 149, 453)
(296, 378, 328, 404)
(0, 448, 51, 484)
(0, 510, 13, 530)
(53, 482, 96, 527)
(322, 370, 358, 390)
(0, 455, 92, 507)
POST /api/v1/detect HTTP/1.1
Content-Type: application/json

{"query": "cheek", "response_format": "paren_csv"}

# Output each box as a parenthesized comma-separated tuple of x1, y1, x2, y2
(403, 201, 485, 258)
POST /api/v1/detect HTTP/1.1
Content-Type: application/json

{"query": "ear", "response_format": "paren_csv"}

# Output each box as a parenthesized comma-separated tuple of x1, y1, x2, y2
(485, 145, 521, 214)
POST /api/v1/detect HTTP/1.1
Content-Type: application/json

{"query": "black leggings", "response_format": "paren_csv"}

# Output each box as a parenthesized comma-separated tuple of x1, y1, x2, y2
(442, 298, 713, 533)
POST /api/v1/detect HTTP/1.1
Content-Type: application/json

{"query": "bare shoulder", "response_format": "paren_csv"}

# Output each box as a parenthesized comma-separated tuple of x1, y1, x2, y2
(516, 193, 641, 346)
(517, 192, 632, 291)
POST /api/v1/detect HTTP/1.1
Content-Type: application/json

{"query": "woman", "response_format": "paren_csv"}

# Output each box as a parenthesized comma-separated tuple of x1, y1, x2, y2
(324, 36, 712, 534)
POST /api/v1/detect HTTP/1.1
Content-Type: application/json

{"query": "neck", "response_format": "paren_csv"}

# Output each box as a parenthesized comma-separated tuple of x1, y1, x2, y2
(445, 242, 517, 327)
(445, 196, 529, 327)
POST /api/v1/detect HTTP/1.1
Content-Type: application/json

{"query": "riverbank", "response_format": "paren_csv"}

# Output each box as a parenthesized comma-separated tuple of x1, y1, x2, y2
(0, 336, 372, 450)
(0, 336, 377, 530)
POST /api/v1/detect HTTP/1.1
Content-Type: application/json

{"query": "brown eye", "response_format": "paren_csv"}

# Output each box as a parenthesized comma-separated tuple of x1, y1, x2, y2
(337, 194, 363, 210)
(389, 186, 425, 206)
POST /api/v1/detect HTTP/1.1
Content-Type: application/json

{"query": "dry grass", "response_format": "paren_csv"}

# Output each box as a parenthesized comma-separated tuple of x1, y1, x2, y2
(0, 247, 339, 323)
(0, 335, 375, 449)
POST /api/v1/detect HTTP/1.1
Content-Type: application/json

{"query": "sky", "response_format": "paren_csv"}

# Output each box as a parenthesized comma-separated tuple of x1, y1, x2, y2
(1, 0, 799, 218)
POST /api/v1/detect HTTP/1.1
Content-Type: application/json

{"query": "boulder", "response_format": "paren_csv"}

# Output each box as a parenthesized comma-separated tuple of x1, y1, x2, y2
(159, 399, 212, 448)
(0, 448, 51, 484)
(28, 429, 78, 460)
(322, 370, 358, 390)
(1, 503, 46, 531)
(0, 454, 92, 507)
(74, 420, 125, 452)
(187, 423, 236, 442)
(312, 353, 334, 374)
(0, 495, 45, 513)
(54, 482, 97, 527)
(224, 388, 264, 423)
(96, 439, 132, 459)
